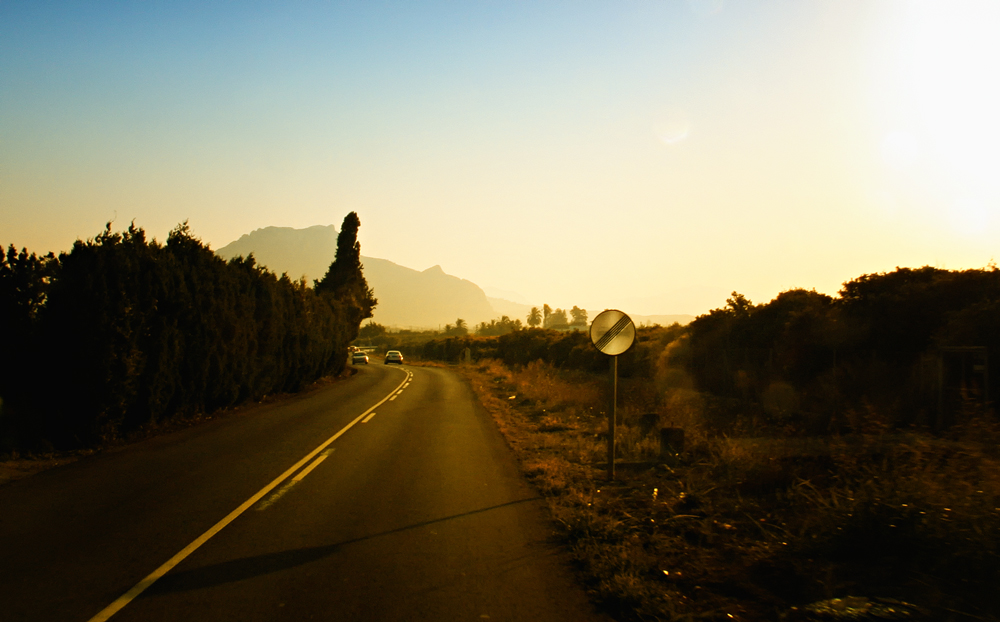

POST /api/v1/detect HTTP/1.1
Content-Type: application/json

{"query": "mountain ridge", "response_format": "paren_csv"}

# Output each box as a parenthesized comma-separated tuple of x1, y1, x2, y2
(216, 225, 495, 329)
(215, 225, 693, 329)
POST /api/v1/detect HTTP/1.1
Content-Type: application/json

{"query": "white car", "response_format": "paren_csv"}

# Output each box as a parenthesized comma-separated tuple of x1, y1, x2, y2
(384, 350, 404, 365)
(352, 351, 369, 364)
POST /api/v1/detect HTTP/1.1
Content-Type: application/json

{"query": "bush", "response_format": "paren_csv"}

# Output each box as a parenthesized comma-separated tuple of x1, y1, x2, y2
(0, 220, 369, 450)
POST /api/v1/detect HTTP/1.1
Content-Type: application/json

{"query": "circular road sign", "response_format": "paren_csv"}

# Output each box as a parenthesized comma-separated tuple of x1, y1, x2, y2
(590, 309, 636, 356)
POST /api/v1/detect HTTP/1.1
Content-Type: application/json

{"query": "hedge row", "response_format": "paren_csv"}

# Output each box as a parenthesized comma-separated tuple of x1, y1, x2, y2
(0, 219, 371, 450)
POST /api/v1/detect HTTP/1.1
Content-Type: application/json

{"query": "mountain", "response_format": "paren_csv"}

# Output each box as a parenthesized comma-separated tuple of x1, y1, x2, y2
(481, 286, 531, 305)
(216, 225, 339, 286)
(215, 225, 694, 330)
(215, 225, 495, 329)
(359, 259, 496, 329)
(486, 296, 534, 322)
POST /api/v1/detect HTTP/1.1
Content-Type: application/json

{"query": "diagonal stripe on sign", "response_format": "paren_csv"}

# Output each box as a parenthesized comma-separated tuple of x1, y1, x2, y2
(595, 315, 632, 352)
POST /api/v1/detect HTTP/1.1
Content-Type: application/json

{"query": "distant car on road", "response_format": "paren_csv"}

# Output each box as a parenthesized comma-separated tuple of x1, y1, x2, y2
(351, 351, 369, 365)
(384, 350, 404, 365)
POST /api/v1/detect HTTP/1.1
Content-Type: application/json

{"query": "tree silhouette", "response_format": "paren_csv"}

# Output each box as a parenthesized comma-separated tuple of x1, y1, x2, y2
(0, 245, 56, 423)
(543, 304, 552, 326)
(527, 306, 541, 328)
(726, 291, 753, 317)
(441, 320, 470, 336)
(476, 315, 523, 336)
(358, 321, 386, 338)
(545, 308, 569, 330)
(0, 219, 372, 450)
(570, 305, 587, 327)
(316, 212, 377, 321)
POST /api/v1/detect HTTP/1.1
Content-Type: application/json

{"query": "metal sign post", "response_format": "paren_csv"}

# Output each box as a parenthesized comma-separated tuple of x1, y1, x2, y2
(589, 310, 636, 481)
(609, 355, 617, 479)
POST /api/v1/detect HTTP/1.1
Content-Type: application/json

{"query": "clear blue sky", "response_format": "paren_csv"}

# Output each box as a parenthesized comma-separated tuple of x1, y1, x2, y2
(3, 1, 998, 315)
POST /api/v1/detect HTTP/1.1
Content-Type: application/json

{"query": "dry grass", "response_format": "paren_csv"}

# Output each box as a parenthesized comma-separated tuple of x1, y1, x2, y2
(458, 358, 1000, 622)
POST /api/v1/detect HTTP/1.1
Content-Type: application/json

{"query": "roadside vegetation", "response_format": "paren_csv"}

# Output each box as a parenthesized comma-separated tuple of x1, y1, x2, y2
(351, 301, 591, 353)
(431, 265, 1000, 621)
(0, 213, 375, 455)
(457, 359, 999, 621)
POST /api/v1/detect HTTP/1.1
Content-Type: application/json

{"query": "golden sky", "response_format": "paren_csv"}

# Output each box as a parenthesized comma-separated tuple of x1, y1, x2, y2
(2, 1, 998, 315)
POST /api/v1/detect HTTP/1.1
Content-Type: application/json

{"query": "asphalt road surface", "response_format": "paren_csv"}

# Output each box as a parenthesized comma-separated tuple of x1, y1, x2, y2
(0, 364, 608, 622)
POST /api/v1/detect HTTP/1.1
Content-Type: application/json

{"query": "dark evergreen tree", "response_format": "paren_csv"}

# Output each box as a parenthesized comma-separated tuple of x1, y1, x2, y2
(0, 219, 372, 449)
(0, 246, 56, 445)
(316, 212, 377, 321)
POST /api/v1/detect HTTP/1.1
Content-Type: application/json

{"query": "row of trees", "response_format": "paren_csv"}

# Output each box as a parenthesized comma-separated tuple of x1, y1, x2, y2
(418, 322, 681, 382)
(353, 303, 589, 347)
(439, 316, 526, 337)
(441, 303, 590, 338)
(415, 265, 1000, 434)
(680, 266, 1000, 431)
(526, 305, 588, 330)
(0, 214, 375, 451)
(475, 315, 524, 336)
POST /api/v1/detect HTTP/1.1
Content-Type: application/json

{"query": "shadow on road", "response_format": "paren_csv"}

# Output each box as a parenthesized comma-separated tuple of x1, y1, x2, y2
(145, 496, 543, 595)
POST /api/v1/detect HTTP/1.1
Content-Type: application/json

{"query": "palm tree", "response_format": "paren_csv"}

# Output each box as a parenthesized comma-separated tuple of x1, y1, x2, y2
(527, 307, 541, 328)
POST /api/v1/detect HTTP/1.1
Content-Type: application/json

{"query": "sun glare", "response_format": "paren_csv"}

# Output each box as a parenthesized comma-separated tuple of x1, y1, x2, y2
(880, 130, 919, 171)
(654, 109, 691, 146)
(880, 1, 1000, 234)
(948, 196, 993, 238)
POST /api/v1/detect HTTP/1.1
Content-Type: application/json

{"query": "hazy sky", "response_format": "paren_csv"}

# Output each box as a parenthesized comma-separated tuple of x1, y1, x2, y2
(3, 1, 999, 316)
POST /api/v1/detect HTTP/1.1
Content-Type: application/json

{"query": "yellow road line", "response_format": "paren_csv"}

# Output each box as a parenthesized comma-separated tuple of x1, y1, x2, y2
(292, 454, 328, 482)
(87, 367, 410, 622)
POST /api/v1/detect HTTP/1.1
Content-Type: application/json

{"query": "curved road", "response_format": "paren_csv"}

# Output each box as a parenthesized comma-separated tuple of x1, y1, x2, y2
(0, 364, 607, 622)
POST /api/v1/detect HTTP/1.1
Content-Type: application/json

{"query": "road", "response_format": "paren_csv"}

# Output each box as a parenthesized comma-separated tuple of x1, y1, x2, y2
(0, 364, 607, 622)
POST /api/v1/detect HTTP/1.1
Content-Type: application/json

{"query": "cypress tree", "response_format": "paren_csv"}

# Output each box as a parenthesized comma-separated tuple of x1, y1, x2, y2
(315, 212, 377, 321)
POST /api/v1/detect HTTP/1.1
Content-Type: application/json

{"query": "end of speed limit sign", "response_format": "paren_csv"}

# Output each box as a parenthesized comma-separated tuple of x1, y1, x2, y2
(590, 309, 636, 356)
